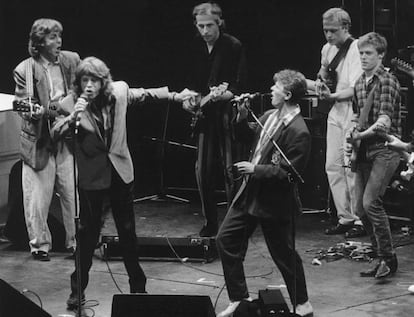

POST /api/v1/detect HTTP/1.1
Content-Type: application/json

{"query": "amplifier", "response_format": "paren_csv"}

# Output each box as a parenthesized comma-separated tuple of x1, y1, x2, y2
(100, 235, 218, 263)
(299, 95, 318, 120)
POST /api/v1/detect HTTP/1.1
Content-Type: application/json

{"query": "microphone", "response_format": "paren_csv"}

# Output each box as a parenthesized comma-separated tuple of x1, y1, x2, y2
(231, 92, 265, 102)
(74, 93, 88, 134)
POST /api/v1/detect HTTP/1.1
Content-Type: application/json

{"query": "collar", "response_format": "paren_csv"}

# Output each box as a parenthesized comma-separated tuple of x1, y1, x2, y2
(278, 105, 300, 126)
(39, 54, 60, 68)
(361, 64, 386, 81)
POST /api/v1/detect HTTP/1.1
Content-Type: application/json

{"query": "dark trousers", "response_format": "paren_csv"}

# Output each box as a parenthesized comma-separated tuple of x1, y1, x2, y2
(216, 204, 308, 306)
(195, 106, 235, 227)
(70, 168, 146, 294)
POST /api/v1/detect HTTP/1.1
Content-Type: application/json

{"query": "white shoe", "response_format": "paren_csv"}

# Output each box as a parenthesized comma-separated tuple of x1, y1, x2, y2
(408, 285, 414, 293)
(217, 301, 241, 317)
(295, 301, 313, 317)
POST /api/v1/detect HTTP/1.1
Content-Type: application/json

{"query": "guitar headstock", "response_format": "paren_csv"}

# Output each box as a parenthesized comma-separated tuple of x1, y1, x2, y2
(391, 58, 414, 79)
(12, 99, 40, 113)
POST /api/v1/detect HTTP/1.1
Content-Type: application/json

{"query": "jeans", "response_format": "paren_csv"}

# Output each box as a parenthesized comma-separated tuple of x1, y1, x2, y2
(22, 141, 76, 252)
(355, 142, 399, 257)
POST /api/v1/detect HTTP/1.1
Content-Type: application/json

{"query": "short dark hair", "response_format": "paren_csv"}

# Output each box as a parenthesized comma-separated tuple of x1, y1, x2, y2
(28, 18, 63, 57)
(273, 69, 307, 105)
(358, 32, 388, 55)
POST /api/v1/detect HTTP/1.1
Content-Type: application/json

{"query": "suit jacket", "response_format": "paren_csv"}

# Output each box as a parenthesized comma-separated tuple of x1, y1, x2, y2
(13, 51, 80, 170)
(53, 81, 170, 190)
(233, 109, 311, 218)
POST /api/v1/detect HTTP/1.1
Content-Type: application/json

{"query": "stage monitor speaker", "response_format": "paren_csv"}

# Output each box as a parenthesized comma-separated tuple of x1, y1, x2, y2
(0, 279, 51, 317)
(111, 294, 215, 317)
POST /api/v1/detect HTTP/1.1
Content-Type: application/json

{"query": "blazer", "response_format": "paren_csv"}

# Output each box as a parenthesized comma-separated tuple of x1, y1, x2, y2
(53, 81, 170, 190)
(232, 109, 311, 218)
(13, 51, 80, 170)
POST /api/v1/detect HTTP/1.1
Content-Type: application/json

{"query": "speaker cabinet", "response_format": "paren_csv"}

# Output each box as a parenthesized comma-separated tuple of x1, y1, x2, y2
(299, 135, 329, 210)
(111, 294, 215, 317)
(0, 279, 51, 317)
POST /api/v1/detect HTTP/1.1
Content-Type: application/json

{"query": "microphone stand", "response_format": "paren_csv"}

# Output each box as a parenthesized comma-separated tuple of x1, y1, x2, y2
(240, 99, 303, 316)
(73, 117, 82, 317)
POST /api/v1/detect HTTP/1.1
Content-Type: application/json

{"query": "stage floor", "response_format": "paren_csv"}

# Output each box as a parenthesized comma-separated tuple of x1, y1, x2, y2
(1, 200, 414, 317)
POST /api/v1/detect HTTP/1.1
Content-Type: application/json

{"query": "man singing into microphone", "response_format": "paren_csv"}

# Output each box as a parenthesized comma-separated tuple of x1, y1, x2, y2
(52, 56, 195, 311)
(216, 69, 313, 317)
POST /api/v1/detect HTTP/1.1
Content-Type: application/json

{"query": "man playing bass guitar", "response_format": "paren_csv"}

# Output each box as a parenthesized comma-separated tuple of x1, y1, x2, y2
(306, 8, 365, 238)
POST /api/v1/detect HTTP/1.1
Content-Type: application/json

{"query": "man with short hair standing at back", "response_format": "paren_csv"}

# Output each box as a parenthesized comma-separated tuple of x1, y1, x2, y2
(307, 8, 365, 238)
(13, 18, 80, 261)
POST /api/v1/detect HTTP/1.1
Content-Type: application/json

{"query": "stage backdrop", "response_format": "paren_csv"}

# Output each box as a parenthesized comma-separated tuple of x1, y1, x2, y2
(1, 0, 412, 200)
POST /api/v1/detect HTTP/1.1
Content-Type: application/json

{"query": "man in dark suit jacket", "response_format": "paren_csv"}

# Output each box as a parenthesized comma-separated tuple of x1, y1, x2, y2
(13, 18, 80, 261)
(52, 56, 195, 311)
(216, 70, 313, 317)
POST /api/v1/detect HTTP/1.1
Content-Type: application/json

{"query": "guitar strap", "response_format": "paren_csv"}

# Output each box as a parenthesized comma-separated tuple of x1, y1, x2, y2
(326, 37, 354, 90)
(358, 82, 378, 129)
(25, 57, 35, 100)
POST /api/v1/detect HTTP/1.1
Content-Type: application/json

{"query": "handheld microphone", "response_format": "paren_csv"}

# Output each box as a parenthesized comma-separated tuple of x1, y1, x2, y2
(231, 92, 261, 102)
(74, 93, 88, 134)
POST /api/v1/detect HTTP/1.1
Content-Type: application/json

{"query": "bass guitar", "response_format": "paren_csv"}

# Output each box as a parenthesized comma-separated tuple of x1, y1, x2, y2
(190, 82, 229, 131)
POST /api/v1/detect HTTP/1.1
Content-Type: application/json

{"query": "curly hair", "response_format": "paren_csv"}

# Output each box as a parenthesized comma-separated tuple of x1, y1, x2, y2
(273, 69, 307, 105)
(73, 57, 113, 101)
(28, 18, 63, 57)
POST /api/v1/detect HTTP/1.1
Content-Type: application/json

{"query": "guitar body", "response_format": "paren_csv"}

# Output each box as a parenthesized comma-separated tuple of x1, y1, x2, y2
(190, 93, 210, 132)
(189, 82, 229, 134)
(316, 69, 337, 114)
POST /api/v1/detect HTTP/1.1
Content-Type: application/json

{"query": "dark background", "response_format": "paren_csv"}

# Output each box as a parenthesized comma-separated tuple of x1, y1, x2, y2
(1, 0, 413, 203)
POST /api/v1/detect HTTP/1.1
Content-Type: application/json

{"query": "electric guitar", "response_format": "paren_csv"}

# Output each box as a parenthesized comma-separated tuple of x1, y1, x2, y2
(348, 125, 393, 173)
(189, 82, 229, 131)
(391, 57, 414, 79)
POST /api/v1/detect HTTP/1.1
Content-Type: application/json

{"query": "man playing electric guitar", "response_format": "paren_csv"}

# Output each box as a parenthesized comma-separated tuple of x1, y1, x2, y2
(182, 2, 247, 237)
(345, 32, 401, 279)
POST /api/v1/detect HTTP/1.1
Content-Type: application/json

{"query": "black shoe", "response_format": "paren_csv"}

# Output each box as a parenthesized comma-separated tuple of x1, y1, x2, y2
(32, 251, 50, 261)
(360, 259, 380, 277)
(345, 225, 367, 238)
(375, 254, 398, 279)
(199, 224, 218, 237)
(375, 260, 391, 279)
(325, 223, 352, 235)
(66, 293, 85, 310)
